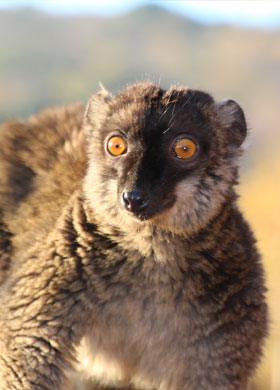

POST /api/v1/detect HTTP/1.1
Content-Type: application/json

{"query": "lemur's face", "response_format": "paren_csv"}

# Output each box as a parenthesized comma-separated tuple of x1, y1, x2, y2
(84, 83, 246, 235)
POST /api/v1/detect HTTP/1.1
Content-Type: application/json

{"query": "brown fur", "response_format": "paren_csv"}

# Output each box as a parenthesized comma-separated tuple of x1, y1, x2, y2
(0, 83, 267, 390)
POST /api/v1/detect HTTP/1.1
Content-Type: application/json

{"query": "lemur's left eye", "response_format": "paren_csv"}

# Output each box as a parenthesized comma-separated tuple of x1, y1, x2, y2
(172, 138, 197, 160)
(107, 136, 127, 156)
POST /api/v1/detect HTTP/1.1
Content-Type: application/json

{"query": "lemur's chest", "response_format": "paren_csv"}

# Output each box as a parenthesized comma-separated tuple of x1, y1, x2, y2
(75, 261, 192, 389)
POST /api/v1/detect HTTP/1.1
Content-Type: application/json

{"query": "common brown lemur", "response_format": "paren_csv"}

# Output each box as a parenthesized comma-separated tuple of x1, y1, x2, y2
(0, 83, 268, 390)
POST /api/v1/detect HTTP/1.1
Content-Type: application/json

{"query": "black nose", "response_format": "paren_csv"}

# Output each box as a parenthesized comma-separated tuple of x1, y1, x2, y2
(122, 191, 150, 213)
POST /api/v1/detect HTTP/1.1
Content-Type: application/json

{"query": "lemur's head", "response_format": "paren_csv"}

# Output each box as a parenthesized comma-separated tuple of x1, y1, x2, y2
(83, 83, 247, 235)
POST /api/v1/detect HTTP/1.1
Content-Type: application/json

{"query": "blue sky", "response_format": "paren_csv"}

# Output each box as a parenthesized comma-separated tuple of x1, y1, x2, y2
(0, 0, 280, 28)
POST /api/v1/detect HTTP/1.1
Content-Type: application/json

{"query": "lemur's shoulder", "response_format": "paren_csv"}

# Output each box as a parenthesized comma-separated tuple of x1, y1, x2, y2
(0, 103, 87, 255)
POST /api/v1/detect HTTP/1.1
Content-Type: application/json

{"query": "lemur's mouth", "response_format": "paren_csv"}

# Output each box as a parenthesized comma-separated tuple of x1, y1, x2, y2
(134, 213, 150, 221)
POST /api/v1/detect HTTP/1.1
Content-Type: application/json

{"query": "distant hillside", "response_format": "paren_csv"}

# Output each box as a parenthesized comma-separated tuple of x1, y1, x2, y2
(0, 5, 279, 149)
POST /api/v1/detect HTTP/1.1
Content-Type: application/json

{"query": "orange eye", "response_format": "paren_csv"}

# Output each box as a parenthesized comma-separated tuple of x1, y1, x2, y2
(107, 136, 127, 156)
(173, 138, 197, 160)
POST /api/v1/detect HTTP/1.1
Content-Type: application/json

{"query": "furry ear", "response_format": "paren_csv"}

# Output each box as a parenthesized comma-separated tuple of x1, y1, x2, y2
(217, 99, 247, 148)
(84, 83, 113, 126)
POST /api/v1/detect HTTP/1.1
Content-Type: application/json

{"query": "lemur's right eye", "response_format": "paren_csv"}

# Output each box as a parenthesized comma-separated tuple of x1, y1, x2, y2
(107, 136, 127, 156)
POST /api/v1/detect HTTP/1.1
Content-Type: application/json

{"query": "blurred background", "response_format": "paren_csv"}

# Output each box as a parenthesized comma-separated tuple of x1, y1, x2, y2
(0, 0, 279, 388)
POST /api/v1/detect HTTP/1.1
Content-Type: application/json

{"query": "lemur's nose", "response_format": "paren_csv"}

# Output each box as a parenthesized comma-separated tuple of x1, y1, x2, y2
(122, 191, 150, 213)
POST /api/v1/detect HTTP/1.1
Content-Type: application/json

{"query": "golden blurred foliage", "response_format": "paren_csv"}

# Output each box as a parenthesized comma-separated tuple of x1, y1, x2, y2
(239, 153, 280, 390)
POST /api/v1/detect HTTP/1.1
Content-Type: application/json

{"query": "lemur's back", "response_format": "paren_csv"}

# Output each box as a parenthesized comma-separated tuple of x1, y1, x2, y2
(0, 104, 86, 261)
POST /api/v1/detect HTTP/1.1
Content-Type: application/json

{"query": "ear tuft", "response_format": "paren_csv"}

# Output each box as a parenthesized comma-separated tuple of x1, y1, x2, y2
(84, 84, 113, 124)
(98, 82, 113, 103)
(217, 99, 247, 148)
